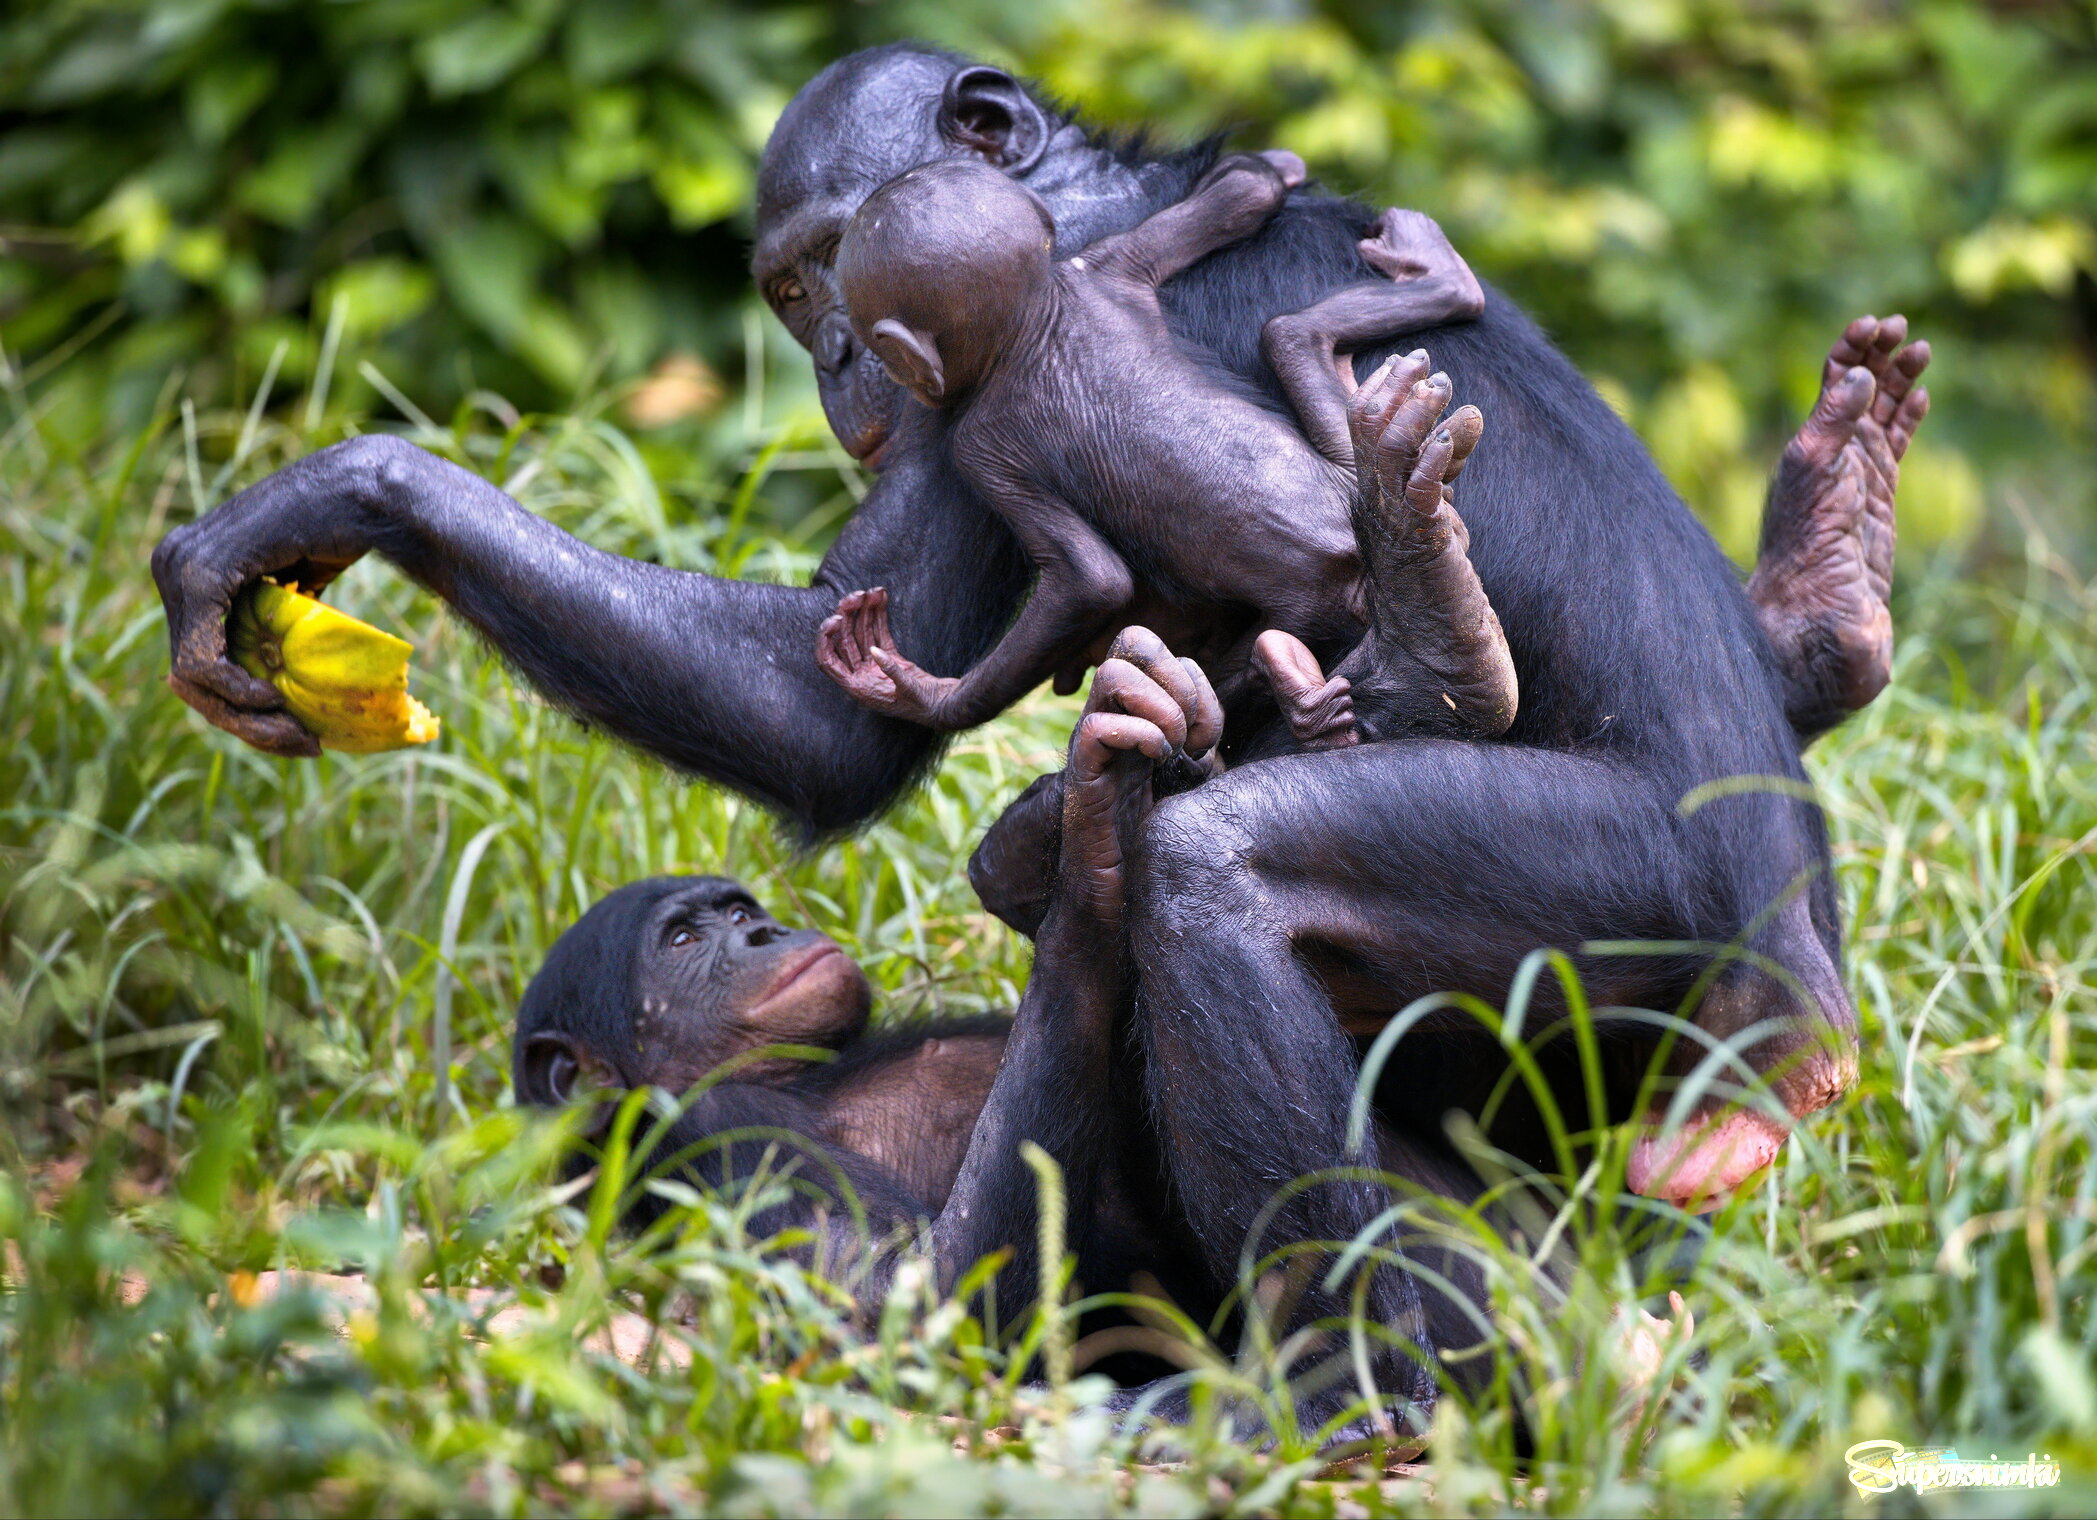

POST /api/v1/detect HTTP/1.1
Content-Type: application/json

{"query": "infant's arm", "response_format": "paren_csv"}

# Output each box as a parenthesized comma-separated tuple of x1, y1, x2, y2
(1083, 151, 1306, 287)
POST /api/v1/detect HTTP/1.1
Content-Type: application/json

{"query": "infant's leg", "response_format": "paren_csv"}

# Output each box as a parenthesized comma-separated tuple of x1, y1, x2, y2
(1262, 209, 1485, 467)
(1333, 354, 1515, 743)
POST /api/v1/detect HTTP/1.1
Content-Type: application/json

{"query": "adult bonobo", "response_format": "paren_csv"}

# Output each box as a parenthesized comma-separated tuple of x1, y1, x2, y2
(151, 42, 1928, 1401)
(515, 634, 1504, 1400)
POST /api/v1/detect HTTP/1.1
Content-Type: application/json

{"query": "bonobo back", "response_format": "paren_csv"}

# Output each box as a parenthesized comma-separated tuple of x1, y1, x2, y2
(949, 263, 1361, 616)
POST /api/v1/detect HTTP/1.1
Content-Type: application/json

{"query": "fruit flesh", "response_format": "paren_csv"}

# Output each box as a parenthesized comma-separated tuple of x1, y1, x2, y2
(228, 581, 439, 754)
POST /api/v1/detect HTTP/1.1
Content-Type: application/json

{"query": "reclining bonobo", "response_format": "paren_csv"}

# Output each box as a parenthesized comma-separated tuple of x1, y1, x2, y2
(813, 151, 1512, 751)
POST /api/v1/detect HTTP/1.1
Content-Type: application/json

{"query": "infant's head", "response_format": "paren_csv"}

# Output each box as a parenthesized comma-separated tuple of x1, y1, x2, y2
(838, 158, 1056, 403)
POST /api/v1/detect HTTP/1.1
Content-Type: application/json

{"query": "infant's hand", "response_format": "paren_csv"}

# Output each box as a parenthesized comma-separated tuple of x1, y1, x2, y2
(815, 587, 960, 727)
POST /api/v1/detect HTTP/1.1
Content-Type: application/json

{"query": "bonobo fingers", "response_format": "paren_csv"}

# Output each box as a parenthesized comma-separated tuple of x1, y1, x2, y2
(1252, 630, 1358, 750)
(1101, 626, 1221, 758)
(152, 530, 323, 755)
(165, 672, 322, 758)
(816, 587, 963, 726)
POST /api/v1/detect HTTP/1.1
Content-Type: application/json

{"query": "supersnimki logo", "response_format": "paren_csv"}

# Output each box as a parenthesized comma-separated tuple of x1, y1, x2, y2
(1845, 1441, 2062, 1496)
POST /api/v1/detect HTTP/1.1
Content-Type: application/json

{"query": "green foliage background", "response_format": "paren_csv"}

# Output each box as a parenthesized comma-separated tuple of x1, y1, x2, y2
(4, 0, 2095, 558)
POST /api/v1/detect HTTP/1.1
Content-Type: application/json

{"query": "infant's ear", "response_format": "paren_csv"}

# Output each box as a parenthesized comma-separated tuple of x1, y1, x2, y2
(868, 319, 946, 402)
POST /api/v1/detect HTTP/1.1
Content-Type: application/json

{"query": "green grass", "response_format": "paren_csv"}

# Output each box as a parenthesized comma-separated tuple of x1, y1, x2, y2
(4, 352, 2096, 1517)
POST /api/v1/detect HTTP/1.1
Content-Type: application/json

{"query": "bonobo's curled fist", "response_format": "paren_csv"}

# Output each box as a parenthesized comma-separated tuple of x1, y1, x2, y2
(814, 152, 1512, 748)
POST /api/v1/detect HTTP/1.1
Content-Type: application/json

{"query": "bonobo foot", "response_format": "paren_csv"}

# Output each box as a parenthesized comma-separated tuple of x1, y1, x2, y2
(1336, 351, 1517, 741)
(1356, 207, 1485, 314)
(1251, 629, 1358, 750)
(816, 587, 965, 728)
(1262, 211, 1485, 468)
(1748, 315, 1930, 739)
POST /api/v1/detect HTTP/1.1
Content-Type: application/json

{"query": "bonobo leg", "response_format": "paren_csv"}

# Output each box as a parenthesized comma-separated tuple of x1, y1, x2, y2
(1249, 352, 1513, 755)
(1263, 209, 1486, 468)
(1126, 738, 1846, 1393)
(1749, 316, 1930, 741)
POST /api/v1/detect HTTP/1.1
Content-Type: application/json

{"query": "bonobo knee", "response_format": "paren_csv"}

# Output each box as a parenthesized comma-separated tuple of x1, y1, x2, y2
(1128, 781, 1262, 939)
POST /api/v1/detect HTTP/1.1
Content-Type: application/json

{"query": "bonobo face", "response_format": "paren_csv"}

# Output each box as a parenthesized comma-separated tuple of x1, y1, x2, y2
(838, 160, 1056, 405)
(635, 879, 872, 1084)
(752, 45, 1056, 466)
(513, 876, 872, 1110)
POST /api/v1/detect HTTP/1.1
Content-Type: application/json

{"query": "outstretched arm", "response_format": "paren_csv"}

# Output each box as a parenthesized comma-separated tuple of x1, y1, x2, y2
(1084, 151, 1306, 287)
(151, 407, 1028, 833)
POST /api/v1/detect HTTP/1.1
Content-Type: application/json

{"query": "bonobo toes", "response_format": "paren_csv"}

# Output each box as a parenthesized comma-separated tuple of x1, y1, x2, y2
(814, 586, 966, 728)
(1252, 630, 1358, 750)
(1748, 315, 1930, 737)
(1341, 359, 1517, 739)
(1357, 208, 1484, 319)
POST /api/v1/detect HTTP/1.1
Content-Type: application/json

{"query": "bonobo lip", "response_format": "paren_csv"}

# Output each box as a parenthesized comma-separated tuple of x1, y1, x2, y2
(748, 941, 851, 1015)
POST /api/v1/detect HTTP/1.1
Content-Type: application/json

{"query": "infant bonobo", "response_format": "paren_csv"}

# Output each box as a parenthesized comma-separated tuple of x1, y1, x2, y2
(814, 153, 1514, 751)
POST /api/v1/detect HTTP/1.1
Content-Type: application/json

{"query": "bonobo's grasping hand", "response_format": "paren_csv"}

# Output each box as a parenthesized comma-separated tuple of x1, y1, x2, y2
(816, 586, 959, 727)
(970, 626, 1220, 937)
(1056, 627, 1223, 927)
(150, 437, 411, 757)
(1749, 315, 1930, 739)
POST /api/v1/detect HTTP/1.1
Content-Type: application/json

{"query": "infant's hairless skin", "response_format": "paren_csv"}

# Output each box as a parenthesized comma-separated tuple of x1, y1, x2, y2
(814, 152, 1509, 747)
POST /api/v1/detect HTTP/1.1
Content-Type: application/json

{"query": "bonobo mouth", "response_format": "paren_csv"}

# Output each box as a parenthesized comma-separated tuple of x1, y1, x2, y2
(748, 941, 852, 1018)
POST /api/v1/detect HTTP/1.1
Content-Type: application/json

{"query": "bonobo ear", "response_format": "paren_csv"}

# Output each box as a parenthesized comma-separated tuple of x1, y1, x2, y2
(521, 1032, 583, 1106)
(938, 66, 1050, 174)
(867, 319, 946, 401)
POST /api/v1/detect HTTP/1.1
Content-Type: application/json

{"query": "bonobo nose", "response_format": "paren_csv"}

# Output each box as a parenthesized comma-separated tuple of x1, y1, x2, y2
(743, 921, 786, 948)
(814, 317, 855, 375)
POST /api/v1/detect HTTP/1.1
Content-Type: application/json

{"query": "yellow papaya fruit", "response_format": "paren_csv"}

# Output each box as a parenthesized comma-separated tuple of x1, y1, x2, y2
(228, 581, 440, 754)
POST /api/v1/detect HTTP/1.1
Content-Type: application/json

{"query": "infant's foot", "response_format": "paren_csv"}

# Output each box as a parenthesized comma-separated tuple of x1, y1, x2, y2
(815, 587, 961, 727)
(1252, 630, 1358, 750)
(1346, 357, 1517, 737)
(1357, 208, 1484, 316)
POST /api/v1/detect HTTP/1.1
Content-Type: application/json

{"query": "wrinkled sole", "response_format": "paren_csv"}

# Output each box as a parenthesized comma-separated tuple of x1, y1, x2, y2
(1627, 1108, 1790, 1208)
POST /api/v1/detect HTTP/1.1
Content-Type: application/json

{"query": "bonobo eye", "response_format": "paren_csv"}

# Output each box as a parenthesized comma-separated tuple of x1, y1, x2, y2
(727, 905, 752, 927)
(669, 927, 696, 948)
(775, 279, 806, 305)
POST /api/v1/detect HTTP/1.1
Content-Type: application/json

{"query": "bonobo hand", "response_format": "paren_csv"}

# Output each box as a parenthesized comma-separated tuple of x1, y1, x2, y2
(816, 587, 964, 727)
(151, 436, 414, 757)
(1057, 627, 1223, 928)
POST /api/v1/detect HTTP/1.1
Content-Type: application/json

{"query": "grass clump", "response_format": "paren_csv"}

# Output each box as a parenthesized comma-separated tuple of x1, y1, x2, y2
(3, 355, 2096, 1516)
